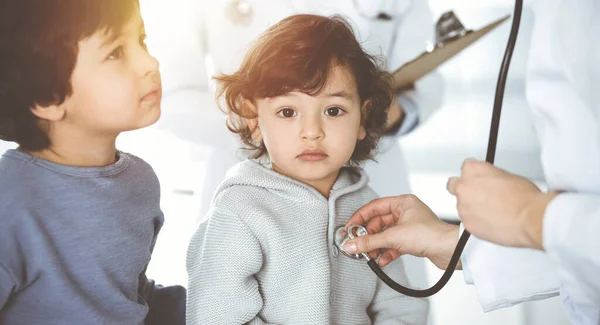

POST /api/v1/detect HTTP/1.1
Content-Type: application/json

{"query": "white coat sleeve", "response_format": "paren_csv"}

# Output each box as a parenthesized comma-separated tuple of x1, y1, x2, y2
(543, 194, 600, 315)
(525, 0, 600, 194)
(459, 224, 560, 312)
(527, 0, 600, 319)
(388, 1, 443, 135)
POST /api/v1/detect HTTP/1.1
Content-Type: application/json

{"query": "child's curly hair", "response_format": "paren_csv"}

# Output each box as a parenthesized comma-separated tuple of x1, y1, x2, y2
(214, 14, 393, 164)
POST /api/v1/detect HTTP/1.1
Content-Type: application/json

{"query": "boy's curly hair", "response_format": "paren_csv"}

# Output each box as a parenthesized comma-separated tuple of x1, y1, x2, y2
(214, 14, 393, 164)
(0, 0, 139, 150)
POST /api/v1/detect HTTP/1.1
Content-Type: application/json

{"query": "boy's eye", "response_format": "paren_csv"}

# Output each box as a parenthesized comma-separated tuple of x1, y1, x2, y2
(325, 106, 345, 117)
(277, 108, 297, 118)
(107, 46, 125, 60)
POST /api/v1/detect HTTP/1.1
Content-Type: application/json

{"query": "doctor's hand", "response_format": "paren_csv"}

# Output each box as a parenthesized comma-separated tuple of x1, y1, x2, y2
(447, 159, 559, 250)
(343, 195, 460, 270)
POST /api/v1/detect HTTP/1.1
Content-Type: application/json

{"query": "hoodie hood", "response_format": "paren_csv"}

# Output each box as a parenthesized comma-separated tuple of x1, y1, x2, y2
(214, 159, 369, 204)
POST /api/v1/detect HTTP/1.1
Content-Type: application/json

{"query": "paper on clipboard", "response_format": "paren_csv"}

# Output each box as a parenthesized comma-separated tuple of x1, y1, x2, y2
(391, 15, 510, 90)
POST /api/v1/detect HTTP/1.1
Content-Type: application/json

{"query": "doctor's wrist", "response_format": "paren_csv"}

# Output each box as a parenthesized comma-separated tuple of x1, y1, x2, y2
(521, 191, 560, 250)
(431, 223, 462, 270)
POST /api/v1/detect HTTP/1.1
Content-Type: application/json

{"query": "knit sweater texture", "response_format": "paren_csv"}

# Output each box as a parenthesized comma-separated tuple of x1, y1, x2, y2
(186, 160, 428, 324)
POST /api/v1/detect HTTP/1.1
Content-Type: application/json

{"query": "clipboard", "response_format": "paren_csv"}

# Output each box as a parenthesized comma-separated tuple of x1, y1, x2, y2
(391, 15, 510, 90)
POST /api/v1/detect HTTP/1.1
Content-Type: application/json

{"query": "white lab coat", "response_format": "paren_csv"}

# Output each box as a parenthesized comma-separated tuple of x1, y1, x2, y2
(461, 0, 600, 322)
(145, 0, 442, 288)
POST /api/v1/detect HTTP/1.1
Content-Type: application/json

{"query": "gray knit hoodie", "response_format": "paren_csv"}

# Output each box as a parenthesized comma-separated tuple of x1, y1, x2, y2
(186, 159, 428, 324)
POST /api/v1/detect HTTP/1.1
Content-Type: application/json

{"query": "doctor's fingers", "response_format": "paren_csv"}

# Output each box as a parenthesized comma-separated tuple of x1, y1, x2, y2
(364, 214, 398, 235)
(461, 159, 509, 177)
(378, 249, 401, 267)
(361, 215, 397, 259)
(346, 196, 406, 227)
(447, 175, 486, 197)
(446, 176, 462, 196)
(447, 177, 482, 204)
(343, 230, 397, 255)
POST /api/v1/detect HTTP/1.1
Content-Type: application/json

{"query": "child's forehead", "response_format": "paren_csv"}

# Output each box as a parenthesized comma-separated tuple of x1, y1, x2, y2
(324, 65, 358, 89)
(264, 65, 359, 101)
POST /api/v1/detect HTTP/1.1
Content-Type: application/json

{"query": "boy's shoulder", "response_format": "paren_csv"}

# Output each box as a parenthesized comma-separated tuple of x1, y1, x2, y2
(214, 159, 275, 198)
(206, 160, 303, 221)
(341, 182, 379, 210)
(0, 150, 34, 191)
(0, 150, 159, 211)
(332, 166, 380, 211)
(358, 183, 379, 201)
(0, 149, 156, 182)
(338, 165, 377, 196)
(119, 150, 158, 177)
(0, 152, 39, 223)
(210, 180, 270, 216)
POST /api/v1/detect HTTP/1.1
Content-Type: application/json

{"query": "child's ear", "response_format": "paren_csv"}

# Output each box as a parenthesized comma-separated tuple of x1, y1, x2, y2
(248, 118, 263, 143)
(30, 102, 66, 122)
(242, 99, 263, 143)
(358, 125, 366, 140)
(358, 99, 371, 140)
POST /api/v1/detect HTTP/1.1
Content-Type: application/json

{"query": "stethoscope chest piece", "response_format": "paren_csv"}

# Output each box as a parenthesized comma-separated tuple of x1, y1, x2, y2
(334, 224, 371, 260)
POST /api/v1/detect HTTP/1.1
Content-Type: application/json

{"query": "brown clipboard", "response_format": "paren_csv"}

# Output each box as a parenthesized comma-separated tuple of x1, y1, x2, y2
(391, 15, 510, 90)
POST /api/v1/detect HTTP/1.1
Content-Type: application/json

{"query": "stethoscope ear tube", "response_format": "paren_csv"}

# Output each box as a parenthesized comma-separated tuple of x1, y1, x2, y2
(371, 0, 524, 297)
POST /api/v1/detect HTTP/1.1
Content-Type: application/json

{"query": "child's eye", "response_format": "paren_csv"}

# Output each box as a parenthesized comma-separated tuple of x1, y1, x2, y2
(325, 106, 345, 117)
(107, 46, 125, 60)
(277, 108, 297, 118)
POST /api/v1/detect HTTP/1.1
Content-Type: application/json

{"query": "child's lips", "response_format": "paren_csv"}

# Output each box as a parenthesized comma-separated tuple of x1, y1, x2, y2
(298, 153, 328, 162)
(141, 86, 162, 102)
(297, 149, 328, 162)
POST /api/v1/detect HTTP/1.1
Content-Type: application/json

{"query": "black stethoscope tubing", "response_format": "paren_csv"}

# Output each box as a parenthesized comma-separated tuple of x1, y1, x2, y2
(365, 0, 524, 298)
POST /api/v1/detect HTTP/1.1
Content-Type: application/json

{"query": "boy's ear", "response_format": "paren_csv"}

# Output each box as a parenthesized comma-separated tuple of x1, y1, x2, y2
(358, 99, 371, 140)
(242, 99, 263, 142)
(30, 102, 66, 122)
(358, 125, 366, 140)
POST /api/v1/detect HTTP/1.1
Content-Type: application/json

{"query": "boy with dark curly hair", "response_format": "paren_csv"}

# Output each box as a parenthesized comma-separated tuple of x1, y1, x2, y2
(0, 1, 184, 324)
(186, 14, 428, 324)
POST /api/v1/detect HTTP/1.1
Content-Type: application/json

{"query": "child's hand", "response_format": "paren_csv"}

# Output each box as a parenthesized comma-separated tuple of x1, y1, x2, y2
(344, 195, 459, 270)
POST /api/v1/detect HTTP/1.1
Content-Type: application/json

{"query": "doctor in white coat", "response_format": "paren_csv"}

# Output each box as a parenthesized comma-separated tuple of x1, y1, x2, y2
(343, 0, 600, 323)
(146, 0, 442, 287)
(449, 0, 600, 321)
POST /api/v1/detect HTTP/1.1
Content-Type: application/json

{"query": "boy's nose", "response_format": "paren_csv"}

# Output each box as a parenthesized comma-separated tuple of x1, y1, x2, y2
(136, 49, 160, 78)
(143, 56, 160, 78)
(300, 117, 325, 141)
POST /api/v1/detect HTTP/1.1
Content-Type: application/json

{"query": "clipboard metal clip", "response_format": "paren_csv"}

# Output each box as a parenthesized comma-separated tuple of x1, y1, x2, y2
(392, 12, 510, 90)
(435, 11, 471, 48)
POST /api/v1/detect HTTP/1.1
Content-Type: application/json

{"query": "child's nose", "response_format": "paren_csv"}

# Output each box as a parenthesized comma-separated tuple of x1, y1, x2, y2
(300, 117, 325, 140)
(137, 50, 160, 78)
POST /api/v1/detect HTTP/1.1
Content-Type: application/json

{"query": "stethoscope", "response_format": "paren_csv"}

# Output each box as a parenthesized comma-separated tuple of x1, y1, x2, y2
(334, 0, 525, 298)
